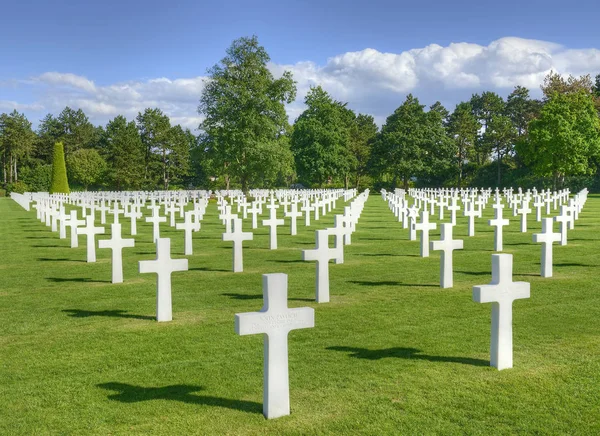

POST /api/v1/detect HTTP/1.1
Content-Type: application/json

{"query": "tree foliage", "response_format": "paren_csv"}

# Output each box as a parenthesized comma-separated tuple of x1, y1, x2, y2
(291, 86, 354, 187)
(199, 35, 296, 191)
(517, 90, 600, 188)
(67, 148, 106, 190)
(49, 142, 70, 194)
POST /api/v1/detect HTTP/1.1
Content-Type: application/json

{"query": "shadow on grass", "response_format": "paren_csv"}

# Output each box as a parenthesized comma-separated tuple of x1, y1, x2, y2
(63, 309, 154, 320)
(97, 383, 262, 414)
(221, 293, 313, 302)
(356, 253, 399, 258)
(349, 280, 438, 288)
(359, 237, 396, 241)
(48, 277, 109, 283)
(272, 259, 305, 264)
(38, 257, 86, 263)
(327, 346, 488, 367)
(189, 266, 229, 272)
(456, 271, 489, 276)
(554, 262, 590, 267)
(31, 244, 63, 248)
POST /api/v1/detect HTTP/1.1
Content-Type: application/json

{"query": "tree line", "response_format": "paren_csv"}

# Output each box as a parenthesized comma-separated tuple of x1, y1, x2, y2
(2, 35, 600, 194)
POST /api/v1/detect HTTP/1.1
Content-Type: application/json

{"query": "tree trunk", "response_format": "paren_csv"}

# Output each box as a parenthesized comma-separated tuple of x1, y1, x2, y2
(496, 149, 501, 187)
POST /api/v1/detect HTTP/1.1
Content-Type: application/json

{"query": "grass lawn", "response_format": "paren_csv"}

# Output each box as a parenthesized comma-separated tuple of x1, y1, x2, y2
(1, 193, 599, 435)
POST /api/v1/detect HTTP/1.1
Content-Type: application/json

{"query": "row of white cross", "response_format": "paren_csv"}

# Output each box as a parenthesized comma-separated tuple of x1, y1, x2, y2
(380, 188, 589, 373)
(16, 188, 366, 420)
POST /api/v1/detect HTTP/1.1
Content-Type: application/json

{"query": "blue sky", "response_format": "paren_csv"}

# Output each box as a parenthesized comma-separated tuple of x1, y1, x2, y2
(2, 0, 600, 129)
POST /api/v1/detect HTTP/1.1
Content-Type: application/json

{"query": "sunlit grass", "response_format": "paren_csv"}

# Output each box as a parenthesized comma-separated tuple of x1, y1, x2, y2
(1, 193, 599, 435)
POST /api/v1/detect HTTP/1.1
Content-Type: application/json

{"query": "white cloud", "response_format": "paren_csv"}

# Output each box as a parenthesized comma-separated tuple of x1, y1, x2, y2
(36, 72, 97, 93)
(0, 100, 45, 112)
(2, 37, 600, 130)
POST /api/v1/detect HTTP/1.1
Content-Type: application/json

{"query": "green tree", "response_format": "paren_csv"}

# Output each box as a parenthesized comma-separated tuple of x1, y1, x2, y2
(0, 110, 36, 186)
(540, 71, 594, 99)
(447, 102, 480, 187)
(348, 114, 378, 189)
(35, 114, 63, 163)
(50, 142, 70, 194)
(421, 102, 457, 186)
(166, 125, 193, 189)
(136, 108, 172, 189)
(103, 116, 145, 190)
(198, 35, 296, 191)
(57, 107, 95, 156)
(470, 92, 505, 165)
(291, 86, 353, 187)
(67, 148, 106, 190)
(484, 114, 516, 186)
(370, 94, 427, 189)
(517, 90, 600, 189)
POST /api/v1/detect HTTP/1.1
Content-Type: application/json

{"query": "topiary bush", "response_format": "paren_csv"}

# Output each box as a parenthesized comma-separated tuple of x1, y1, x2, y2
(49, 141, 70, 194)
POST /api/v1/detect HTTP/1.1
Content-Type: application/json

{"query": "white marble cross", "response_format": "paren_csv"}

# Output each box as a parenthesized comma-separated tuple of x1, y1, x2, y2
(464, 202, 482, 237)
(553, 205, 570, 246)
(235, 273, 314, 419)
(146, 205, 167, 242)
(78, 216, 105, 262)
(407, 206, 419, 241)
(447, 197, 460, 226)
(222, 217, 253, 272)
(124, 204, 142, 236)
(301, 200, 314, 227)
(263, 205, 284, 250)
(176, 210, 200, 255)
(472, 254, 530, 370)
(66, 210, 86, 248)
(248, 201, 261, 229)
(98, 223, 135, 283)
(57, 206, 68, 239)
(327, 215, 346, 264)
(430, 223, 463, 288)
(285, 202, 302, 236)
(533, 218, 561, 277)
(414, 210, 437, 257)
(489, 201, 510, 251)
(165, 202, 178, 227)
(219, 204, 235, 233)
(97, 200, 110, 224)
(112, 201, 124, 224)
(533, 196, 544, 221)
(139, 238, 188, 322)
(302, 230, 341, 303)
(517, 201, 531, 232)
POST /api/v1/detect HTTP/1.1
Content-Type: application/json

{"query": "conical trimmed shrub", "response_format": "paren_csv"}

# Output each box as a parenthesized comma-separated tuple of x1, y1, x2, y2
(50, 141, 70, 194)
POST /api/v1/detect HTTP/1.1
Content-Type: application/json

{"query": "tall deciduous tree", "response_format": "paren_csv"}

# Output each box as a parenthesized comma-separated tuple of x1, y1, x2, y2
(67, 148, 106, 190)
(517, 90, 600, 189)
(0, 110, 36, 186)
(370, 95, 427, 189)
(447, 102, 480, 187)
(348, 114, 378, 189)
(291, 86, 354, 187)
(102, 116, 145, 190)
(198, 35, 296, 191)
(470, 92, 505, 165)
(136, 108, 171, 189)
(485, 114, 516, 186)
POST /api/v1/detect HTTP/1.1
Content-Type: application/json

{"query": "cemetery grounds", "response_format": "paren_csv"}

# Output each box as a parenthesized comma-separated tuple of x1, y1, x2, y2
(0, 193, 599, 435)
